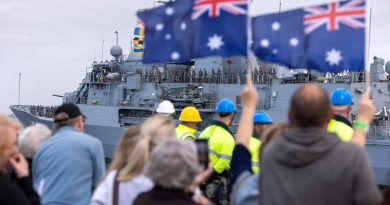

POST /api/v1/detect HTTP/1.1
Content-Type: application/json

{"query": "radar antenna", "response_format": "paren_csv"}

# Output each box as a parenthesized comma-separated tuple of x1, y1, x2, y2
(114, 30, 119, 45)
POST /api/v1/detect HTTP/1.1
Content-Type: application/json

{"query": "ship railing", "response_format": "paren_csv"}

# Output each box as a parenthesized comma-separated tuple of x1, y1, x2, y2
(367, 126, 390, 140)
(28, 105, 58, 118)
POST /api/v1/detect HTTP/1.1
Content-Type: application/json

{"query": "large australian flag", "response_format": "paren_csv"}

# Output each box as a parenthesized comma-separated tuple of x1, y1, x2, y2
(252, 0, 365, 72)
(138, 0, 248, 63)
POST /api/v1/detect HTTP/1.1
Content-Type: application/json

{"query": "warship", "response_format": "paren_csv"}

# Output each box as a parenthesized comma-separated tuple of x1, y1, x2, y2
(9, 23, 390, 185)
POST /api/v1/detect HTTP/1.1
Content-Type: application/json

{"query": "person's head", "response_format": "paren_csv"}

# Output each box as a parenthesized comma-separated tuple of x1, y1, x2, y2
(0, 114, 22, 171)
(53, 104, 86, 132)
(118, 115, 176, 181)
(215, 98, 236, 126)
(155, 100, 175, 117)
(145, 139, 201, 189)
(288, 84, 332, 128)
(108, 125, 141, 172)
(253, 112, 273, 137)
(18, 123, 51, 159)
(179, 106, 202, 130)
(330, 88, 353, 119)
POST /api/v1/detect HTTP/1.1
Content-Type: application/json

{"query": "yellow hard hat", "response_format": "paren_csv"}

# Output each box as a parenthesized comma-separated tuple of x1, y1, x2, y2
(179, 106, 202, 122)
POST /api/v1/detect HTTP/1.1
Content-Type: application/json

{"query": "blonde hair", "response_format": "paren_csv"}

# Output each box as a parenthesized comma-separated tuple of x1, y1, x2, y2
(117, 115, 175, 181)
(108, 125, 141, 172)
(18, 123, 52, 158)
(0, 114, 22, 157)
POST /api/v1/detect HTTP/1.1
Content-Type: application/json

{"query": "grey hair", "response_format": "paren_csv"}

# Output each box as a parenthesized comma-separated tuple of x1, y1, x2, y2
(18, 123, 52, 158)
(145, 139, 202, 189)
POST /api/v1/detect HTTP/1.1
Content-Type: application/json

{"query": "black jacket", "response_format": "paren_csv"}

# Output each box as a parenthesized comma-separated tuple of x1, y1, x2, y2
(260, 127, 381, 205)
(0, 173, 40, 205)
(133, 186, 197, 205)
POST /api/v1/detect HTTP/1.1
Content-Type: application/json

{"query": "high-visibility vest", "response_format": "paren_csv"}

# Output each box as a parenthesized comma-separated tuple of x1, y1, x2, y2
(249, 137, 262, 173)
(327, 119, 353, 141)
(175, 124, 196, 140)
(199, 121, 235, 174)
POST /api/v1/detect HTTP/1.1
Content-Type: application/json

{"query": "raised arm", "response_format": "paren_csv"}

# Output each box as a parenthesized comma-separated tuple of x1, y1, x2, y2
(351, 91, 375, 147)
(236, 74, 258, 149)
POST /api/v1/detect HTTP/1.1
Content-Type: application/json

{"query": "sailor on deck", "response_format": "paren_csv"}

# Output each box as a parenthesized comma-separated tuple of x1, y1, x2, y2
(175, 106, 202, 140)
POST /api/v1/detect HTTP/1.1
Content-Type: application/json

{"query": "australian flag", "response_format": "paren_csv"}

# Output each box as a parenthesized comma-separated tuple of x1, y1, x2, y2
(137, 0, 248, 63)
(252, 0, 365, 72)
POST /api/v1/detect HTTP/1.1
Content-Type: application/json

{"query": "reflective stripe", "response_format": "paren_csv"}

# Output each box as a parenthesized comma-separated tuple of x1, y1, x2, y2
(209, 149, 232, 160)
(179, 131, 191, 139)
(252, 162, 260, 167)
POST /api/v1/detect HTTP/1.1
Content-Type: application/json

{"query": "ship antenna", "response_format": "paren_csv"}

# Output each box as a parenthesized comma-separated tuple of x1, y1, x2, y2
(279, 0, 282, 14)
(115, 30, 119, 45)
(18, 73, 21, 105)
(101, 36, 105, 62)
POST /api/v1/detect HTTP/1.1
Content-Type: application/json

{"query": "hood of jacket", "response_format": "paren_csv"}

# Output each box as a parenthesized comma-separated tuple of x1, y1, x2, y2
(273, 127, 341, 167)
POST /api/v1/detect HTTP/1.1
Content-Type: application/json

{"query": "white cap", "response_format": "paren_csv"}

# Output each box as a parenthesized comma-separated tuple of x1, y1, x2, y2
(156, 100, 175, 114)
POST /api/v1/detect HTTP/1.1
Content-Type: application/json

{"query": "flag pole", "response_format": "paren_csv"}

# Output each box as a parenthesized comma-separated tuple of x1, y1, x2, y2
(365, 0, 372, 91)
(246, 0, 253, 77)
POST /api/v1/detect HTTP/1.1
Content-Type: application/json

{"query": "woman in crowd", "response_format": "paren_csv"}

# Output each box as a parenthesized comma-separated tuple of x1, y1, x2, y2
(133, 139, 202, 205)
(0, 114, 40, 205)
(91, 115, 176, 205)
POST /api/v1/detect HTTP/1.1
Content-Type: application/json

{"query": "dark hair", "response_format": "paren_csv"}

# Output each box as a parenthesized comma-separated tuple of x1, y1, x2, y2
(218, 112, 233, 118)
(289, 84, 331, 127)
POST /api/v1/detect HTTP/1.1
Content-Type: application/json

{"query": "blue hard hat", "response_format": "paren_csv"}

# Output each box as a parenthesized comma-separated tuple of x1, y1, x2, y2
(215, 98, 236, 113)
(253, 112, 273, 124)
(330, 88, 353, 105)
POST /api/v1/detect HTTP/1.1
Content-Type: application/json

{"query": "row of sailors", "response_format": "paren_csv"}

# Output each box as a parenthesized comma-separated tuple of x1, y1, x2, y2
(138, 67, 276, 84)
(30, 106, 58, 118)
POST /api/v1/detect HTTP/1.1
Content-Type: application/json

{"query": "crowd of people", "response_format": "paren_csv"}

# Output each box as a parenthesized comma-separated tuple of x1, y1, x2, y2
(138, 67, 276, 84)
(29, 106, 58, 118)
(0, 72, 389, 205)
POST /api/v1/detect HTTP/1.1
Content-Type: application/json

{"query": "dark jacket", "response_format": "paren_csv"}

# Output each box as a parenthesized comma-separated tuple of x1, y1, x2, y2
(0, 173, 40, 205)
(133, 186, 197, 205)
(260, 127, 381, 205)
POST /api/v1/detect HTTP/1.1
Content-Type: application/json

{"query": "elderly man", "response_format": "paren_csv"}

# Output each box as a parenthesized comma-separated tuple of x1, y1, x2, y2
(33, 104, 105, 205)
(327, 88, 354, 141)
(261, 84, 381, 205)
(0, 114, 40, 204)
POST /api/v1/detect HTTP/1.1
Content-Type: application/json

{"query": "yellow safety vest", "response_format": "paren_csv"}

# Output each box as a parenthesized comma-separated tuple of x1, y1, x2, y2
(175, 124, 197, 140)
(249, 137, 262, 173)
(199, 122, 235, 174)
(327, 119, 353, 142)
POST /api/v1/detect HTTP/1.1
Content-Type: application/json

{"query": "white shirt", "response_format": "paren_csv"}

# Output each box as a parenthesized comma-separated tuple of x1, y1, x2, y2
(90, 170, 154, 205)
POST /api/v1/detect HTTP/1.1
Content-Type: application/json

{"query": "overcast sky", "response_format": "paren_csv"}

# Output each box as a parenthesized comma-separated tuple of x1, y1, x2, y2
(0, 0, 388, 114)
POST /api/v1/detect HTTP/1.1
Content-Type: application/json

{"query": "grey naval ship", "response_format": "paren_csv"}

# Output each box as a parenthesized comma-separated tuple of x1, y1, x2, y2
(10, 38, 390, 185)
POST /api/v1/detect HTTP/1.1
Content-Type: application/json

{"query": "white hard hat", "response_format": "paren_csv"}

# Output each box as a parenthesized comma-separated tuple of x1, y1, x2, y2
(156, 100, 175, 114)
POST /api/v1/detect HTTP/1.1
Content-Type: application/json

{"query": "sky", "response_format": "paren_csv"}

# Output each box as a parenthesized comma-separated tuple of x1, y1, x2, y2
(0, 0, 388, 114)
